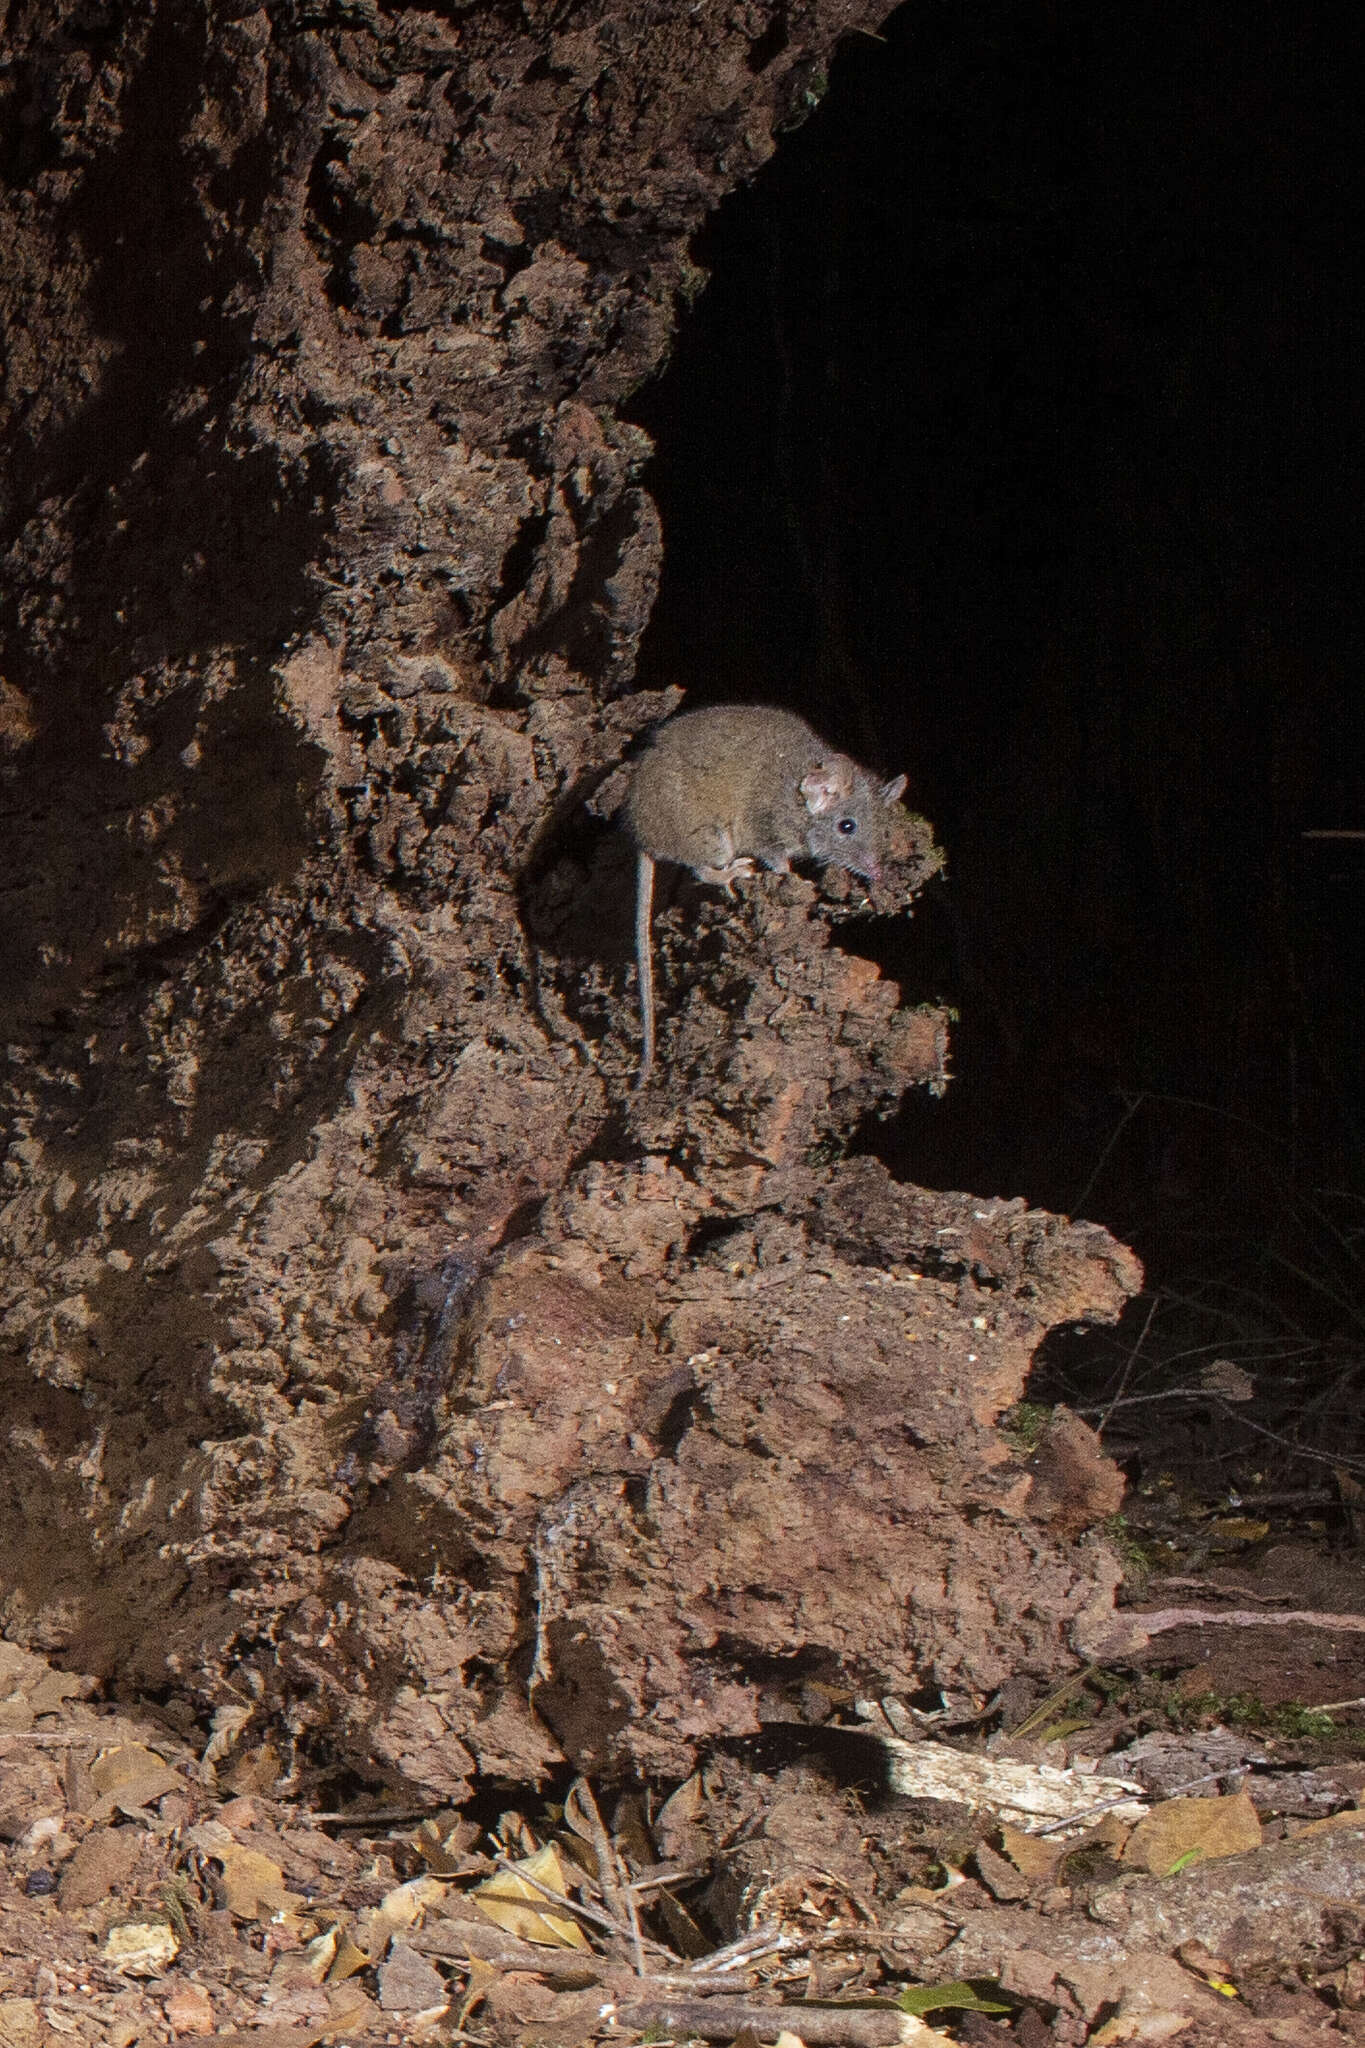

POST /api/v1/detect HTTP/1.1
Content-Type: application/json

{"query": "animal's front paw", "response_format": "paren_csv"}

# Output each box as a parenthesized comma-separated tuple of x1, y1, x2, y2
(697, 856, 759, 896)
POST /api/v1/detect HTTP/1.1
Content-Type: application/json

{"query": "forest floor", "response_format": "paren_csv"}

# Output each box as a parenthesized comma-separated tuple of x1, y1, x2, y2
(2, 1515, 1362, 2048)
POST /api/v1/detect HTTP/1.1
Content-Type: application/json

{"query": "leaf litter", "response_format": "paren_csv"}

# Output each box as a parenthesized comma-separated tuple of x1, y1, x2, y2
(2, 1632, 1363, 2046)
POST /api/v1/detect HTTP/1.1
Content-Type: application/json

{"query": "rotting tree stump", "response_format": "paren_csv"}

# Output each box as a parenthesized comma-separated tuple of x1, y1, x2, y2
(1, 1, 1140, 1796)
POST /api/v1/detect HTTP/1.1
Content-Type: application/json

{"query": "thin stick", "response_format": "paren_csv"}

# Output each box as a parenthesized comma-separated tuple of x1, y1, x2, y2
(1196, 1401, 1365, 1474)
(627, 1861, 709, 1892)
(566, 1776, 647, 1977)
(1138, 1606, 1365, 1635)
(307, 1804, 440, 1827)
(1097, 1293, 1159, 1438)
(681, 1925, 799, 1975)
(622, 1864, 649, 1980)
(612, 1998, 914, 2045)
(634, 848, 656, 1085)
(1072, 1089, 1148, 1216)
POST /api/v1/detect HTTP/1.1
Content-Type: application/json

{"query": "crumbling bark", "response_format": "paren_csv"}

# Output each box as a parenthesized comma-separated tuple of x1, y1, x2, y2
(1, 0, 1140, 1796)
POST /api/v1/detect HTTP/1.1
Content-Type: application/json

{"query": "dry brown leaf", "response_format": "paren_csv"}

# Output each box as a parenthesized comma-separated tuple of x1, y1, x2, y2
(561, 1778, 608, 1878)
(1122, 1791, 1262, 1875)
(611, 1788, 659, 1873)
(325, 1926, 371, 1983)
(457, 1956, 498, 2031)
(998, 1823, 1063, 1882)
(23, 1669, 84, 1715)
(89, 1743, 177, 1792)
(411, 1815, 482, 1874)
(1207, 1517, 1271, 1546)
(1297, 1805, 1365, 1836)
(355, 1874, 448, 1962)
(1087, 1812, 1135, 1854)
(87, 1743, 186, 1819)
(495, 1809, 540, 1858)
(267, 1928, 339, 1991)
(473, 1843, 590, 1948)
(214, 1841, 305, 1918)
(658, 1771, 704, 1823)
(378, 1874, 448, 1927)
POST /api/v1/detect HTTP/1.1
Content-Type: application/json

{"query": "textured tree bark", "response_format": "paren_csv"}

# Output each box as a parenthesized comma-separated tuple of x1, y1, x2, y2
(0, 0, 1140, 1797)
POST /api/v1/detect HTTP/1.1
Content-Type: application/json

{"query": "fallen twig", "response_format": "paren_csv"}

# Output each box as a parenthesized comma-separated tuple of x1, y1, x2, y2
(565, 1776, 647, 1976)
(679, 1924, 800, 1977)
(607, 1997, 930, 2044)
(1138, 1606, 1365, 1634)
(625, 1859, 708, 1892)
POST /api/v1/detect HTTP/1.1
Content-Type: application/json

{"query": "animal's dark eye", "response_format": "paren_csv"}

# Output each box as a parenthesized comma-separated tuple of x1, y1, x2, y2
(837, 816, 858, 835)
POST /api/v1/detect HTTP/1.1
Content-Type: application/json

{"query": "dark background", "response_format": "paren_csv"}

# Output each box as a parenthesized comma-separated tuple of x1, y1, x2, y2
(630, 0, 1364, 1443)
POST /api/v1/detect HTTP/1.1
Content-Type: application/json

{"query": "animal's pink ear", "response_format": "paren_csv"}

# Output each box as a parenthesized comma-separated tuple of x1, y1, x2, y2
(881, 773, 908, 805)
(800, 759, 855, 814)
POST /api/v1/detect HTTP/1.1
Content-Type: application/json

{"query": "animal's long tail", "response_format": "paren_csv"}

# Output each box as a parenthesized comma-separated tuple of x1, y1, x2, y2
(634, 850, 656, 1087)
